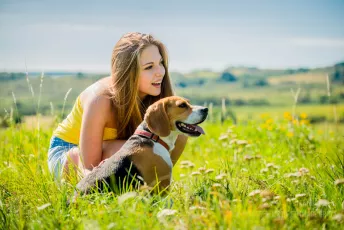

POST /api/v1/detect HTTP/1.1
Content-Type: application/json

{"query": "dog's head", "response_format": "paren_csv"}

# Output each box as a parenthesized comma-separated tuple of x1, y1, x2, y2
(144, 96, 208, 137)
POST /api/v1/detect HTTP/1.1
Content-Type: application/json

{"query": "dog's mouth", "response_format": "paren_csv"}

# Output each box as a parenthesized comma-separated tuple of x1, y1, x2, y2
(175, 121, 205, 137)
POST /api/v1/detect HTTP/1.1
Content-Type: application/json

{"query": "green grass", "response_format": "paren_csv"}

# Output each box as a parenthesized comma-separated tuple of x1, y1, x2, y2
(0, 67, 343, 228)
(1, 113, 344, 229)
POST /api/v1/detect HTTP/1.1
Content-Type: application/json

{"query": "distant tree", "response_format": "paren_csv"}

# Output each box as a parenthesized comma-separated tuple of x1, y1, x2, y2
(233, 99, 246, 106)
(254, 79, 269, 87)
(176, 82, 187, 88)
(339, 92, 344, 99)
(331, 62, 344, 84)
(0, 72, 25, 81)
(297, 68, 309, 73)
(319, 95, 339, 104)
(319, 95, 328, 104)
(219, 72, 237, 82)
(286, 69, 295, 74)
(299, 92, 312, 104)
(76, 72, 85, 79)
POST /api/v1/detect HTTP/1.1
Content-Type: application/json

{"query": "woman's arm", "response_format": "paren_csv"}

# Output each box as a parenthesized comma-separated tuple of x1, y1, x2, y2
(170, 134, 188, 166)
(79, 95, 111, 170)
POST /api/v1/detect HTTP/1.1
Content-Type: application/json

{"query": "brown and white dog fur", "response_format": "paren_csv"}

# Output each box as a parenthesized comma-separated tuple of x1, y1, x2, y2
(76, 96, 208, 194)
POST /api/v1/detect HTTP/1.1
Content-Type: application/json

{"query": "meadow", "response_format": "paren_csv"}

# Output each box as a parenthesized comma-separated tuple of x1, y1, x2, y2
(1, 66, 344, 229)
(1, 106, 344, 229)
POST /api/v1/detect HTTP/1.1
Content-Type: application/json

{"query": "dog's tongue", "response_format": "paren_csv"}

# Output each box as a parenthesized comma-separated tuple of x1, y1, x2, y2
(195, 125, 205, 135)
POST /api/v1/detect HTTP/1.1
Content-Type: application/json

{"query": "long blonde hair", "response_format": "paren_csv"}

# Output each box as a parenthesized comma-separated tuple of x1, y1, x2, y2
(110, 32, 174, 139)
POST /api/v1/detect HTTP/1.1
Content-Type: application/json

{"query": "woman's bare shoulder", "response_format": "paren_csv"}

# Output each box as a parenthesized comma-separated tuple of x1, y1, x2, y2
(80, 76, 112, 103)
(79, 77, 113, 111)
(79, 76, 115, 126)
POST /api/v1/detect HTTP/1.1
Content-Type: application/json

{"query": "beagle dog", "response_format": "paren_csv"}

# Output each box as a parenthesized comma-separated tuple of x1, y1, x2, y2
(76, 96, 208, 194)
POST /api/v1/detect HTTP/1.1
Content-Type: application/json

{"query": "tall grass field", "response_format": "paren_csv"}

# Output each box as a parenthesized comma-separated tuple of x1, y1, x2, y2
(1, 68, 344, 229)
(1, 110, 344, 229)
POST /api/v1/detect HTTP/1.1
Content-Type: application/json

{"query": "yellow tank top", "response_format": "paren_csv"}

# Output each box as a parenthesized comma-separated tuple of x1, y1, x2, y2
(53, 96, 117, 145)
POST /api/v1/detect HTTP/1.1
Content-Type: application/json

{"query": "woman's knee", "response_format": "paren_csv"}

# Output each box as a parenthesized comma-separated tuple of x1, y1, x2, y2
(65, 148, 81, 169)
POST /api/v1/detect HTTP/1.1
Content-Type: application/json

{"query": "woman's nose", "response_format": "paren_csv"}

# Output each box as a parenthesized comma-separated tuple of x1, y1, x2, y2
(156, 67, 164, 77)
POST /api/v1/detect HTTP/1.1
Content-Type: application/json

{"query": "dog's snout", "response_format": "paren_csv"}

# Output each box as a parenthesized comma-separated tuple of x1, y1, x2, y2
(202, 107, 208, 114)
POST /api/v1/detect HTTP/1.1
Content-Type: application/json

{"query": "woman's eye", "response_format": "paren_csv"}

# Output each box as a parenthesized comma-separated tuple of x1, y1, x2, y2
(144, 61, 163, 70)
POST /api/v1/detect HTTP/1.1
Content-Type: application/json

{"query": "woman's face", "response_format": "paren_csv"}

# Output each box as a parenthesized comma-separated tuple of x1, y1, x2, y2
(138, 45, 165, 100)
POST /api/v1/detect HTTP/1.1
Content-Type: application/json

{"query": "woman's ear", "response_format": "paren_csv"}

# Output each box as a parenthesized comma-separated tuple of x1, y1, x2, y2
(145, 101, 171, 137)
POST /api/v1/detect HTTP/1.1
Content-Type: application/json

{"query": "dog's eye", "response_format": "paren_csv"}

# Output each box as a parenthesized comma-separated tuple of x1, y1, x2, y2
(178, 103, 187, 108)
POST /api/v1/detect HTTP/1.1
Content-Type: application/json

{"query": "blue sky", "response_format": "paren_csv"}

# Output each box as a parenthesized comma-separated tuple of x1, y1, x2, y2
(0, 0, 343, 73)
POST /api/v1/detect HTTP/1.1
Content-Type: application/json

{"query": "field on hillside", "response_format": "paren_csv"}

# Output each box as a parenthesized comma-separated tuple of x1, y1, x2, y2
(1, 111, 344, 229)
(1, 67, 343, 118)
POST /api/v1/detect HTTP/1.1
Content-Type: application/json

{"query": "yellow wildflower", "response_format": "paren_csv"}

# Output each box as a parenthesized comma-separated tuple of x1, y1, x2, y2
(287, 132, 294, 138)
(283, 112, 292, 121)
(266, 118, 274, 124)
(300, 112, 307, 119)
(260, 123, 268, 129)
(300, 119, 309, 125)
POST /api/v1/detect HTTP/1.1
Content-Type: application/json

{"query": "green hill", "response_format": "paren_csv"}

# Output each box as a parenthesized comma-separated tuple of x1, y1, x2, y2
(0, 62, 343, 119)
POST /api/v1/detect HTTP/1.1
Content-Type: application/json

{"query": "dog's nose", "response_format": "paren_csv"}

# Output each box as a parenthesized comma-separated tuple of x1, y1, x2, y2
(202, 108, 208, 113)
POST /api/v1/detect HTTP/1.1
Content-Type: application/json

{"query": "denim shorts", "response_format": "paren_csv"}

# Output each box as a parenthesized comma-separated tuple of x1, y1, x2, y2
(47, 136, 78, 180)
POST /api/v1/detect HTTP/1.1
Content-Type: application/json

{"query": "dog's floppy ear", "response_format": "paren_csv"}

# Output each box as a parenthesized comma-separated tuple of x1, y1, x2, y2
(145, 101, 171, 137)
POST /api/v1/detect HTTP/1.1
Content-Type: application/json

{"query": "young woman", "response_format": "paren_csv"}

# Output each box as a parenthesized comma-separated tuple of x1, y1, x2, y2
(48, 32, 188, 180)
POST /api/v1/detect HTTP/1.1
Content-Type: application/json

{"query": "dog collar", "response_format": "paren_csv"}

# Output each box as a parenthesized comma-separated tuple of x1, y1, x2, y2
(134, 130, 170, 151)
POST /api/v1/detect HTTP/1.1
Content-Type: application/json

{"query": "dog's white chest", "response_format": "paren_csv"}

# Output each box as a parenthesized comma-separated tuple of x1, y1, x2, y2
(153, 143, 173, 169)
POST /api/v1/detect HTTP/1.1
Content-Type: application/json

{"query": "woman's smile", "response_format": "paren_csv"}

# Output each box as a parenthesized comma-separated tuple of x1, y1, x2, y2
(152, 81, 162, 88)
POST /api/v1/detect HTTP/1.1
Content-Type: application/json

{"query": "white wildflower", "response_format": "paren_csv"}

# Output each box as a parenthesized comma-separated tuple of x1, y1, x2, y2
(334, 178, 344, 186)
(205, 169, 215, 174)
(332, 213, 344, 223)
(229, 139, 238, 145)
(260, 168, 269, 173)
(212, 183, 222, 188)
(157, 209, 177, 219)
(219, 133, 229, 140)
(260, 190, 274, 200)
(299, 168, 309, 174)
(117, 192, 138, 205)
(191, 171, 201, 176)
(237, 140, 248, 145)
(37, 203, 51, 211)
(266, 163, 275, 168)
(198, 167, 206, 172)
(215, 173, 227, 180)
(259, 203, 270, 210)
(295, 194, 307, 199)
(248, 189, 261, 197)
(316, 199, 330, 208)
(189, 206, 207, 211)
(284, 172, 301, 178)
